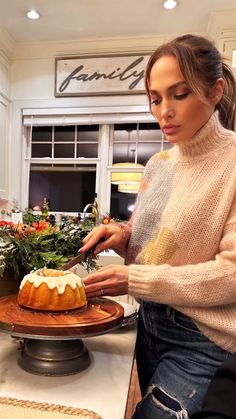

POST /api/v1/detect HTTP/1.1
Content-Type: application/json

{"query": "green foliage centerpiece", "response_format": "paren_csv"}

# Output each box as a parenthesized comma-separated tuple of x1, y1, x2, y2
(0, 212, 97, 284)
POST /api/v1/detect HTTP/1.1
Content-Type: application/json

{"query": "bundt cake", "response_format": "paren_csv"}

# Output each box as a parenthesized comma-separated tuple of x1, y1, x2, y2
(18, 268, 87, 311)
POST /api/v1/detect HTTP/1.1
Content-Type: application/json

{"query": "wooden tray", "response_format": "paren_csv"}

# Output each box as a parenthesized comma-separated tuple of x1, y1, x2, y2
(0, 295, 124, 339)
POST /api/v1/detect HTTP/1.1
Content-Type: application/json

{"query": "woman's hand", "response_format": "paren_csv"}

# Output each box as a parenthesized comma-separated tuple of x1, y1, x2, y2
(83, 264, 129, 298)
(79, 223, 128, 256)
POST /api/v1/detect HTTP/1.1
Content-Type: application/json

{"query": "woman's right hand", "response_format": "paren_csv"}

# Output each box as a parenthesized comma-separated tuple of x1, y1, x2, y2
(79, 223, 128, 256)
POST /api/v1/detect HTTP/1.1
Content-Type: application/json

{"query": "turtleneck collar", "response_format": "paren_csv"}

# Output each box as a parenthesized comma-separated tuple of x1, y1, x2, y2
(176, 111, 233, 160)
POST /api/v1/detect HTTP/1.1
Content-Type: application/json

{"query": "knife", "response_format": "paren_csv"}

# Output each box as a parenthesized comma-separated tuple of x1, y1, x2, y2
(61, 239, 105, 271)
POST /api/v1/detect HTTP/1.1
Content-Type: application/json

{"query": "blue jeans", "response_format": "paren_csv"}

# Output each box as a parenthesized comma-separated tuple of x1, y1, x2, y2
(132, 301, 230, 419)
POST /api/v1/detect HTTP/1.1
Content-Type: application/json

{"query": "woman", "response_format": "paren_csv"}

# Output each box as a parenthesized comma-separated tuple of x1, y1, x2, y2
(80, 34, 236, 418)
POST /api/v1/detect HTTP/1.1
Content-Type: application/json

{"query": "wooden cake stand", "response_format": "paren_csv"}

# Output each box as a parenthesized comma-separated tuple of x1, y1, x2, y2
(0, 295, 124, 376)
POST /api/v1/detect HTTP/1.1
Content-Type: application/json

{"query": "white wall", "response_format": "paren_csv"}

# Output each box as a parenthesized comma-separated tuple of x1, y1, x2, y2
(0, 52, 11, 203)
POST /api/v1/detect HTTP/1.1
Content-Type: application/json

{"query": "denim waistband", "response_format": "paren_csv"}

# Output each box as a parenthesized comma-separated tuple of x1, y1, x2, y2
(140, 301, 203, 337)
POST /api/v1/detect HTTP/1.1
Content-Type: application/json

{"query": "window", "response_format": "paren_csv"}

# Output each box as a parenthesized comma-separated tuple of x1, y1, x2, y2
(27, 125, 99, 213)
(31, 125, 99, 159)
(29, 164, 96, 212)
(110, 122, 172, 220)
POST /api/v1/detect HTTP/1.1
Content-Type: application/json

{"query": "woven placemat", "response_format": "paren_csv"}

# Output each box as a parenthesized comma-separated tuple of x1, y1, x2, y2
(0, 397, 102, 419)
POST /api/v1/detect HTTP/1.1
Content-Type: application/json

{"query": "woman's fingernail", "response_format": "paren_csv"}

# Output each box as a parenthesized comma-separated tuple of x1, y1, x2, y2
(78, 247, 84, 253)
(94, 248, 100, 255)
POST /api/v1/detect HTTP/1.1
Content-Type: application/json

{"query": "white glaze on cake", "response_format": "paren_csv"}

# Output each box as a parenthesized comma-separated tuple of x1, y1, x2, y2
(19, 269, 83, 295)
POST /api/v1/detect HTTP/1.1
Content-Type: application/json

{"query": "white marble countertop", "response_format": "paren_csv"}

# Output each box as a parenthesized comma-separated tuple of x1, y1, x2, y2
(0, 325, 137, 419)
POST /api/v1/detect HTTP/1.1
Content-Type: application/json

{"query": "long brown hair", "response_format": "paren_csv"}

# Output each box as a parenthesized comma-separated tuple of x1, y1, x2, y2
(145, 34, 236, 131)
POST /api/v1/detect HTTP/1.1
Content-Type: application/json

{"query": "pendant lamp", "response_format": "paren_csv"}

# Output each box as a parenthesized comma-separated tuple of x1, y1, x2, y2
(111, 162, 144, 185)
(118, 183, 140, 194)
(111, 124, 144, 191)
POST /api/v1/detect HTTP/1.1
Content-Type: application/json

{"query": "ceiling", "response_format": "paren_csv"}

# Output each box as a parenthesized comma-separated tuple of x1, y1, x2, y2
(0, 0, 236, 44)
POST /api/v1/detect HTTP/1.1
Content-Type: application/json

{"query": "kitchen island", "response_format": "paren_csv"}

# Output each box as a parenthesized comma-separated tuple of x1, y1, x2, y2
(0, 324, 137, 419)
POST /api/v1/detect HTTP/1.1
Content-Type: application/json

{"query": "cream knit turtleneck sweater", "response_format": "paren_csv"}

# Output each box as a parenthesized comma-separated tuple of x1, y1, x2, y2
(127, 111, 236, 352)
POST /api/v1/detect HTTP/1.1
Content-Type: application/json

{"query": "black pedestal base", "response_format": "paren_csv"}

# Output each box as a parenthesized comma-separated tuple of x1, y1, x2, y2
(18, 338, 90, 376)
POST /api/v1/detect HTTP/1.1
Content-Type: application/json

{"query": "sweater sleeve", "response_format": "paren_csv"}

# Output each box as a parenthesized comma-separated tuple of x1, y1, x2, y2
(128, 198, 236, 308)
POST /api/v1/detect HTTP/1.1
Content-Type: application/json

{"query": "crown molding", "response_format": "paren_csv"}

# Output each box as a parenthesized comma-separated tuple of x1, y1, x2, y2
(11, 32, 205, 61)
(12, 34, 165, 60)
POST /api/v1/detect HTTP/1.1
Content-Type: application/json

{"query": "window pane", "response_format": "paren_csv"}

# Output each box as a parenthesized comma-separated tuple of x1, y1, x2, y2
(114, 123, 139, 141)
(110, 184, 136, 221)
(32, 144, 52, 158)
(29, 165, 96, 212)
(77, 144, 98, 158)
(54, 144, 75, 158)
(54, 126, 75, 142)
(113, 143, 136, 164)
(77, 125, 99, 142)
(32, 126, 52, 142)
(137, 141, 173, 165)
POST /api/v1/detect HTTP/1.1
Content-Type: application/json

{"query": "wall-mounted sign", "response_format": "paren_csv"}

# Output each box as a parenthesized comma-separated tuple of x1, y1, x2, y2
(55, 53, 150, 97)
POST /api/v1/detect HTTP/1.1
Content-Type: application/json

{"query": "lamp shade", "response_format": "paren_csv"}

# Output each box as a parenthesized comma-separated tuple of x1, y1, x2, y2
(118, 183, 140, 194)
(111, 162, 144, 185)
